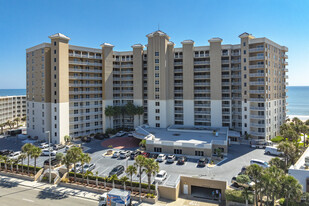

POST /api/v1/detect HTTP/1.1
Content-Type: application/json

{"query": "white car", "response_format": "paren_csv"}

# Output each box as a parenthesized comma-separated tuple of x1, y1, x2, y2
(154, 170, 167, 183)
(166, 155, 176, 163)
(42, 149, 57, 156)
(112, 151, 120, 158)
(250, 159, 269, 168)
(157, 154, 166, 162)
(9, 151, 21, 160)
(116, 131, 126, 137)
(127, 133, 133, 137)
(119, 151, 130, 159)
(39, 143, 49, 149)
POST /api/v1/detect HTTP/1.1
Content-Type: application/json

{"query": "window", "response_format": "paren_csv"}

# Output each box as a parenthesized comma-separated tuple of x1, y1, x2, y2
(244, 58, 246, 63)
(54, 41, 56, 46)
(155, 73, 159, 78)
(155, 116, 160, 120)
(174, 149, 182, 154)
(244, 74, 247, 79)
(54, 66, 56, 71)
(155, 52, 159, 56)
(155, 95, 160, 99)
(155, 123, 160, 127)
(55, 132, 57, 136)
(54, 83, 56, 87)
(155, 66, 159, 70)
(243, 50, 246, 54)
(54, 116, 57, 120)
(155, 80, 159, 84)
(54, 50, 56, 54)
(155, 109, 160, 113)
(155, 88, 159, 92)
(54, 124, 57, 129)
(42, 56, 44, 61)
(195, 151, 204, 156)
(154, 147, 162, 152)
(244, 66, 247, 70)
(244, 123, 247, 127)
(155, 102, 160, 106)
(243, 42, 246, 46)
(155, 59, 159, 63)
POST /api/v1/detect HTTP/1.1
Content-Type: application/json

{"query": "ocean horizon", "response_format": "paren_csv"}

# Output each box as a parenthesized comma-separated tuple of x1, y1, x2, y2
(0, 87, 308, 120)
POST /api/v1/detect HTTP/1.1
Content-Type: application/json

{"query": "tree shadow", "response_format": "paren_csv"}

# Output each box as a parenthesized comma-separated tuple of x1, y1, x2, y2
(0, 178, 19, 188)
(36, 186, 68, 200)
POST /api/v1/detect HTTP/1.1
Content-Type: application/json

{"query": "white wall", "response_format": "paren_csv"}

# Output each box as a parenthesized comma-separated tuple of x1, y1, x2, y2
(211, 100, 222, 127)
(183, 100, 194, 126)
(148, 100, 174, 128)
(102, 100, 113, 132)
(51, 102, 69, 144)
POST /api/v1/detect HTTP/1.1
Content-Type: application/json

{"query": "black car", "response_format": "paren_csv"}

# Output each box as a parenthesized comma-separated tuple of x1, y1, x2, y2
(177, 156, 187, 165)
(44, 158, 61, 167)
(149, 153, 159, 159)
(0, 149, 13, 156)
(197, 157, 207, 167)
(109, 165, 125, 177)
(81, 136, 91, 142)
(130, 151, 141, 160)
(94, 133, 109, 140)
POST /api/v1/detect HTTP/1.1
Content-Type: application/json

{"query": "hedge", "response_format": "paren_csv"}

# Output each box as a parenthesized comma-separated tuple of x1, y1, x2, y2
(68, 172, 155, 190)
(271, 136, 284, 143)
(0, 162, 42, 172)
(225, 189, 253, 204)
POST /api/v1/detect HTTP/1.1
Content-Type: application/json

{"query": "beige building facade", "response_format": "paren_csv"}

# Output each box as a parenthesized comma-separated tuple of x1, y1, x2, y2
(0, 96, 26, 126)
(26, 31, 288, 143)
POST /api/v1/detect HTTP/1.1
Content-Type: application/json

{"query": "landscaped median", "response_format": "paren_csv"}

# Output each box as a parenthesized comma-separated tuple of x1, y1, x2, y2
(58, 172, 158, 204)
(0, 162, 43, 181)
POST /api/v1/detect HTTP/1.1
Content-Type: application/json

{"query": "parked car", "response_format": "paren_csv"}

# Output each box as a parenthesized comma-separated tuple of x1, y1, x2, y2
(53, 144, 65, 150)
(130, 151, 141, 160)
(109, 165, 125, 177)
(142, 152, 150, 158)
(149, 153, 159, 159)
(264, 146, 283, 156)
(197, 157, 207, 167)
(127, 133, 133, 137)
(177, 156, 187, 165)
(238, 166, 247, 176)
(157, 154, 166, 162)
(94, 133, 109, 140)
(82, 163, 96, 172)
(71, 163, 81, 173)
(44, 158, 61, 167)
(8, 151, 21, 160)
(166, 155, 176, 163)
(41, 149, 57, 156)
(0, 149, 14, 156)
(250, 140, 267, 149)
(112, 151, 120, 158)
(154, 170, 167, 183)
(120, 151, 130, 159)
(116, 131, 126, 137)
(81, 136, 91, 143)
(39, 143, 49, 149)
(250, 159, 270, 168)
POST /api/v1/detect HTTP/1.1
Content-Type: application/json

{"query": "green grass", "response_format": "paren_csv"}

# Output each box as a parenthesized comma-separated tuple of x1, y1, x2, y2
(271, 136, 284, 143)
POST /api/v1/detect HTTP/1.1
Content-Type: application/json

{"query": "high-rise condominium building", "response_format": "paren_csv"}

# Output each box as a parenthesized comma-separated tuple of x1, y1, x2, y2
(26, 31, 288, 144)
(0, 96, 26, 125)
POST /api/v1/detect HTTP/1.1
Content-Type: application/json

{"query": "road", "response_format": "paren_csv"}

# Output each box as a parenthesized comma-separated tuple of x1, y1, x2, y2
(0, 184, 98, 206)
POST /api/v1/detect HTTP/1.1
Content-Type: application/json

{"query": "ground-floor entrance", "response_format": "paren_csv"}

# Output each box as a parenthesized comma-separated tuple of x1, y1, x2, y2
(191, 186, 221, 201)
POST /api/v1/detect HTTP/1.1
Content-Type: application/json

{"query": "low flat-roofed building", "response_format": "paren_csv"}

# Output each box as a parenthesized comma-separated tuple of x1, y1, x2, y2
(134, 125, 229, 157)
(289, 147, 309, 192)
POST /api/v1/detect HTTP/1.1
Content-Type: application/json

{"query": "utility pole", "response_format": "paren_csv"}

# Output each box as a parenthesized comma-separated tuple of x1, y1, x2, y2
(46, 131, 51, 184)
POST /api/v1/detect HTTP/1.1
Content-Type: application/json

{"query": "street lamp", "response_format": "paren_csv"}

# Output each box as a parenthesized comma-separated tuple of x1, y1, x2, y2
(46, 131, 51, 184)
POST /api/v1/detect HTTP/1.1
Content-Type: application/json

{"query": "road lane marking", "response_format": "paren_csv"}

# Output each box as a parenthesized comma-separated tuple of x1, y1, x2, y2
(22, 198, 34, 202)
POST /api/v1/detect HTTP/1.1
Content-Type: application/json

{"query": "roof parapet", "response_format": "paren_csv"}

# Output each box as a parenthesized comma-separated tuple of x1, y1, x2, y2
(100, 43, 114, 48)
(181, 40, 194, 45)
(48, 33, 70, 40)
(208, 38, 223, 43)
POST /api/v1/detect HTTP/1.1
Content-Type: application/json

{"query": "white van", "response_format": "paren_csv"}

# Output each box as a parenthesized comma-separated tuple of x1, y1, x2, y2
(250, 159, 269, 168)
(265, 146, 283, 156)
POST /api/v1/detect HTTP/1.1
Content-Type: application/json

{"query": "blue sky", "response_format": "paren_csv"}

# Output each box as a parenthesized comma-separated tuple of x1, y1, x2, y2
(0, 0, 308, 89)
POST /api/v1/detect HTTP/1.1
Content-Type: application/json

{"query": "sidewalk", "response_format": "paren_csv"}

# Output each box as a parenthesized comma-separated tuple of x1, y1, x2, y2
(0, 175, 101, 201)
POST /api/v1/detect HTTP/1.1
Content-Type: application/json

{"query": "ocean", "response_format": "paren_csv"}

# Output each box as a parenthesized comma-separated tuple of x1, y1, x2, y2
(0, 87, 308, 120)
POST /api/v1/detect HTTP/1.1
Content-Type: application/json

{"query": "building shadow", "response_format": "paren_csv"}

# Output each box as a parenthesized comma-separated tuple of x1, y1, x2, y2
(36, 186, 68, 200)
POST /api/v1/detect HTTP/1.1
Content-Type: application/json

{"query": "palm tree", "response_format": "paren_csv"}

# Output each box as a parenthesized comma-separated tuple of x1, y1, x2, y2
(2, 155, 9, 172)
(62, 154, 73, 174)
(30, 146, 42, 175)
(109, 174, 118, 188)
(282, 175, 303, 206)
(0, 123, 5, 134)
(134, 155, 146, 202)
(105, 106, 114, 128)
(126, 165, 137, 192)
(278, 141, 297, 171)
(79, 153, 91, 183)
(236, 175, 251, 206)
(14, 117, 21, 128)
(19, 153, 26, 174)
(135, 106, 144, 126)
(144, 158, 159, 193)
(245, 164, 263, 206)
(22, 143, 34, 174)
(85, 170, 93, 185)
(125, 102, 136, 125)
(120, 176, 129, 190)
(269, 157, 285, 171)
(5, 120, 13, 130)
(55, 152, 64, 162)
(8, 159, 14, 172)
(67, 146, 82, 182)
(64, 135, 71, 145)
(139, 139, 146, 149)
(21, 116, 26, 122)
(95, 171, 99, 187)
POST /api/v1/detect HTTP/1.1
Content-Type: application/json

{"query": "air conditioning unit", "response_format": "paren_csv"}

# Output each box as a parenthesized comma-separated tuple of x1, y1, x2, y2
(305, 156, 309, 167)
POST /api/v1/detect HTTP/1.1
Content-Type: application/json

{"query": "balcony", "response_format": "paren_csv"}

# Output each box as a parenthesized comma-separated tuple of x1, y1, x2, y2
(121, 70, 133, 74)
(69, 68, 102, 73)
(222, 82, 230, 86)
(250, 81, 265, 86)
(121, 77, 133, 81)
(194, 75, 210, 79)
(231, 82, 241, 85)
(285, 69, 289, 72)
(69, 76, 101, 80)
(194, 96, 210, 100)
(222, 75, 230, 78)
(194, 82, 210, 86)
(174, 62, 183, 66)
(249, 56, 264, 61)
(195, 111, 211, 114)
(174, 96, 183, 100)
(175, 110, 183, 114)
(231, 59, 241, 64)
(194, 53, 209, 58)
(113, 65, 121, 68)
(231, 74, 241, 78)
(194, 68, 210, 72)
(174, 90, 183, 93)
(70, 91, 102, 95)
(121, 64, 133, 68)
(175, 117, 183, 121)
(194, 89, 210, 93)
(174, 68, 183, 73)
(69, 83, 102, 87)
(249, 73, 266, 77)
(174, 83, 183, 86)
(250, 90, 264, 94)
(250, 98, 265, 102)
(174, 76, 183, 80)
(69, 61, 102, 66)
(285, 75, 289, 79)
(250, 106, 265, 111)
(69, 98, 102, 102)
(283, 55, 288, 59)
(231, 89, 241, 93)
(174, 55, 183, 59)
(249, 47, 264, 52)
(231, 52, 240, 56)
(250, 115, 265, 119)
(194, 118, 211, 122)
(231, 67, 241, 71)
(250, 123, 265, 127)
(222, 67, 230, 71)
(194, 61, 210, 65)
(249, 64, 264, 69)
(222, 60, 229, 64)
(250, 131, 265, 136)
(195, 104, 211, 107)
(284, 62, 288, 65)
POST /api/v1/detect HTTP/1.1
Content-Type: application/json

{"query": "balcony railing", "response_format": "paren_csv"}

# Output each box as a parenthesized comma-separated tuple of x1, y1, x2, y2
(250, 81, 265, 86)
(249, 64, 264, 69)
(194, 75, 210, 79)
(194, 82, 210, 86)
(69, 61, 102, 66)
(250, 107, 265, 110)
(249, 47, 264, 52)
(194, 68, 210, 72)
(250, 115, 265, 119)
(69, 68, 102, 73)
(69, 83, 102, 87)
(250, 90, 264, 94)
(249, 73, 266, 77)
(250, 98, 265, 102)
(174, 62, 183, 66)
(249, 56, 264, 61)
(194, 61, 210, 65)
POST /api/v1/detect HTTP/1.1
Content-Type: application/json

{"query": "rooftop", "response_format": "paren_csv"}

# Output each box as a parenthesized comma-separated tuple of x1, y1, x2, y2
(290, 147, 309, 170)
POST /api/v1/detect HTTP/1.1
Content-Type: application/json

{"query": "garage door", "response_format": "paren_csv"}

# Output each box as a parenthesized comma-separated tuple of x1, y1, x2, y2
(191, 186, 221, 200)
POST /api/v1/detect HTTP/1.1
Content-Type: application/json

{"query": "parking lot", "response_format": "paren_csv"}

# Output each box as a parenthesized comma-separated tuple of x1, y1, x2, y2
(0, 135, 274, 186)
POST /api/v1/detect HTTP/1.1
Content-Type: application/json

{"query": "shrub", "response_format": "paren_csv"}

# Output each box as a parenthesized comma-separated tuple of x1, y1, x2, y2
(225, 189, 253, 204)
(271, 136, 284, 143)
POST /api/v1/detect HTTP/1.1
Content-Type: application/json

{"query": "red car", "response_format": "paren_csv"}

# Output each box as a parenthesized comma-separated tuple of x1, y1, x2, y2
(142, 152, 150, 158)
